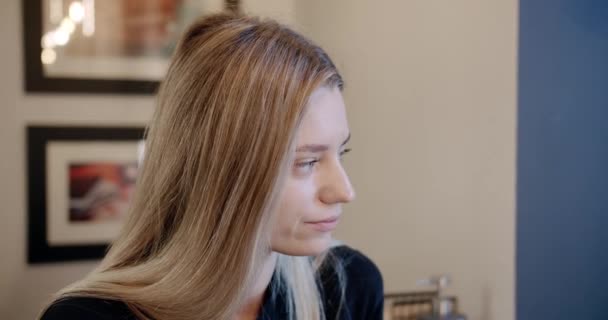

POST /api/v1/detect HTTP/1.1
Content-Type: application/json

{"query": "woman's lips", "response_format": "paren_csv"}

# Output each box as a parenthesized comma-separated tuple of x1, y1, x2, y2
(306, 217, 340, 232)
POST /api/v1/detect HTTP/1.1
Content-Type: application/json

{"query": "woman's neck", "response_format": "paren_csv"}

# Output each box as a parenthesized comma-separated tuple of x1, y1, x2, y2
(234, 251, 278, 320)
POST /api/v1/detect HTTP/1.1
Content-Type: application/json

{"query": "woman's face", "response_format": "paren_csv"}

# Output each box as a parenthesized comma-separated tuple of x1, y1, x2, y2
(271, 85, 355, 256)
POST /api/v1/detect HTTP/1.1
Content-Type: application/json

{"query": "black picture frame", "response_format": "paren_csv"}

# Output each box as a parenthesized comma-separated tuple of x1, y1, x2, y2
(22, 0, 240, 94)
(27, 126, 145, 264)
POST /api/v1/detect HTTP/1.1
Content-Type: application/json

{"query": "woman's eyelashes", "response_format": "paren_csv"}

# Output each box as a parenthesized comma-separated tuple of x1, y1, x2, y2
(295, 159, 320, 171)
(294, 148, 352, 174)
(339, 148, 352, 159)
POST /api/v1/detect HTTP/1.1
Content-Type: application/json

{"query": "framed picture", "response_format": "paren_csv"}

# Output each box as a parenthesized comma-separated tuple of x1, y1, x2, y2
(22, 0, 240, 94)
(27, 126, 145, 263)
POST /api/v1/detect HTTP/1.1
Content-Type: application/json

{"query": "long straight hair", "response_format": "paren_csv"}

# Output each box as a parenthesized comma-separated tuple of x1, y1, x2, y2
(43, 13, 345, 320)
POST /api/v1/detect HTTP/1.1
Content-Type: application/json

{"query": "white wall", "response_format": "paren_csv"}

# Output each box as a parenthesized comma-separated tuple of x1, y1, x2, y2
(0, 1, 516, 319)
(296, 1, 517, 320)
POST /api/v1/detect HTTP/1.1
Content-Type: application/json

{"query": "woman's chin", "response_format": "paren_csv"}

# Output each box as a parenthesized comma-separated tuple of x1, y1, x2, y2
(272, 235, 333, 256)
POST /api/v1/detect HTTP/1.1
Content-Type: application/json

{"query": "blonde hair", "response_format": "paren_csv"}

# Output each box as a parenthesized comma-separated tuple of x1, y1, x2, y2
(43, 13, 345, 320)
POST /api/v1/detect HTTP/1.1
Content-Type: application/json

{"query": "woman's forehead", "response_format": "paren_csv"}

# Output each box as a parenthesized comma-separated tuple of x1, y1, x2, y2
(295, 87, 349, 146)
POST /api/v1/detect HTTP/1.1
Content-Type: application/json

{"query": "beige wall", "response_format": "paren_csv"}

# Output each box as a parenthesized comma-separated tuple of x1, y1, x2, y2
(0, 0, 157, 318)
(0, 1, 516, 319)
(296, 1, 517, 320)
(241, 0, 295, 24)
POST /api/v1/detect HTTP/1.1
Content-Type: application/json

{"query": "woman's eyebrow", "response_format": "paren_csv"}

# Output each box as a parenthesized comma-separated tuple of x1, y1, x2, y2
(296, 133, 351, 153)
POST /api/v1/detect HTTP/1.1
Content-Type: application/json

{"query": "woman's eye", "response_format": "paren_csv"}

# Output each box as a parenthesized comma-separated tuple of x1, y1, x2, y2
(296, 160, 319, 169)
(294, 149, 351, 175)
(294, 159, 319, 176)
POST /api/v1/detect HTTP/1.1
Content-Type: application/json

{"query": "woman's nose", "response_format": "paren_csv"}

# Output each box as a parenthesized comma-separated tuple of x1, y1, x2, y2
(318, 161, 356, 204)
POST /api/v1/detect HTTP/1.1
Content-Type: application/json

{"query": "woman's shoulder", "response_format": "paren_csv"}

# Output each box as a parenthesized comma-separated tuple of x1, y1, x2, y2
(40, 296, 135, 320)
(322, 245, 385, 319)
(329, 245, 383, 284)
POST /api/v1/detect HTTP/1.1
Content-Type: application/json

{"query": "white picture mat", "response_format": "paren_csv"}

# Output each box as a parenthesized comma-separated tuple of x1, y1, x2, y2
(46, 141, 140, 245)
(44, 56, 169, 80)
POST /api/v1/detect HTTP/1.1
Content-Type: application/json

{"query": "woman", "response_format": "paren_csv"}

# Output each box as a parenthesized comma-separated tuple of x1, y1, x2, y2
(40, 12, 383, 320)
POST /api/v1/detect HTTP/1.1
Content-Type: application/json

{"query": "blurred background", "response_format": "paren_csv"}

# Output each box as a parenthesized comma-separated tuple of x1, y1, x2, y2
(1, 0, 606, 319)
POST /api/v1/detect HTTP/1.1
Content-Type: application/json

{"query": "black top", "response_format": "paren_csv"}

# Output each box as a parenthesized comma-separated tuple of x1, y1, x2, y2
(41, 246, 384, 320)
